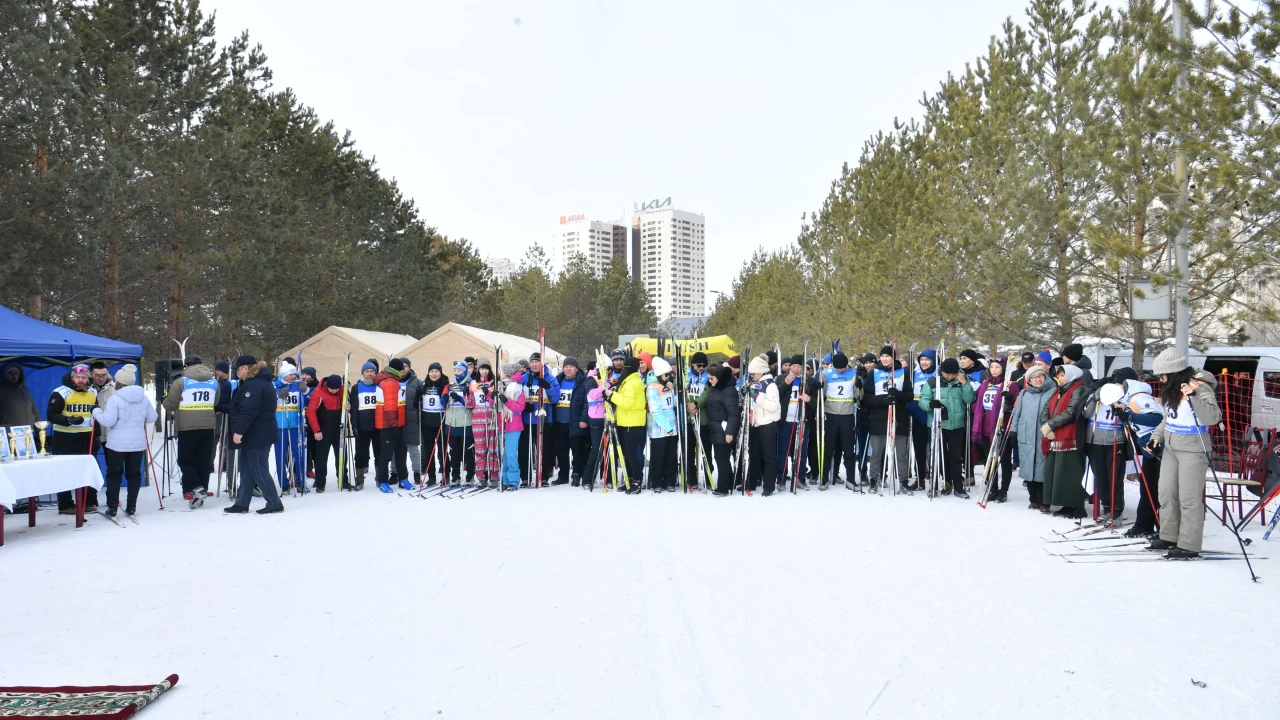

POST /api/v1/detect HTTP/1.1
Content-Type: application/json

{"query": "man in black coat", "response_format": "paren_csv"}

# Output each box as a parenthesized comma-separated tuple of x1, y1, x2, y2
(225, 356, 284, 514)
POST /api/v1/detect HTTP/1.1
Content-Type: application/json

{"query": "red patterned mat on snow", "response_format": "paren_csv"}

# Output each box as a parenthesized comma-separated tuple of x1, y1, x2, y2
(0, 674, 177, 718)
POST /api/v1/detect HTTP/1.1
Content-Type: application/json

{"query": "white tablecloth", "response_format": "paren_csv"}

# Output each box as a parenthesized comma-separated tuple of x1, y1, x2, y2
(0, 455, 103, 510)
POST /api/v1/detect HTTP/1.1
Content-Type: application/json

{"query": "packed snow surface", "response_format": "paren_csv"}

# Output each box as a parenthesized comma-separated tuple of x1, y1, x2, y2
(2, 476, 1274, 719)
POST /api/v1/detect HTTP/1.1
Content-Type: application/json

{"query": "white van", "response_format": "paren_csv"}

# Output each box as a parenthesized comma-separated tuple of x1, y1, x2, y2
(1087, 345, 1280, 432)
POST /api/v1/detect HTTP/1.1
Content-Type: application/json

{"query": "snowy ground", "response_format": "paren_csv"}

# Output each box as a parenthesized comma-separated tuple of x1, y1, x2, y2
(2, 464, 1275, 719)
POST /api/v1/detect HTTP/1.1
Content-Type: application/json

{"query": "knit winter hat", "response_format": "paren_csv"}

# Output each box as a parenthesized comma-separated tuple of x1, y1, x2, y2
(650, 357, 672, 376)
(1153, 348, 1190, 375)
(790, 354, 804, 366)
(1061, 343, 1084, 362)
(637, 352, 653, 368)
(959, 349, 981, 364)
(114, 364, 137, 386)
(727, 355, 741, 370)
(1025, 366, 1049, 383)
(215, 361, 230, 374)
(529, 352, 542, 362)
(325, 374, 342, 389)
(184, 354, 202, 367)
(822, 353, 832, 364)
(301, 366, 316, 378)
(748, 356, 769, 375)
(1036, 350, 1053, 365)
(362, 361, 378, 373)
(623, 357, 640, 372)
(610, 349, 626, 360)
(518, 359, 530, 368)
(940, 358, 961, 374)
(832, 352, 849, 369)
(464, 356, 476, 365)
(1111, 366, 1138, 385)
(428, 362, 443, 373)
(389, 358, 406, 372)
(879, 345, 895, 358)
(766, 350, 778, 366)
(278, 362, 298, 378)
(563, 356, 579, 370)
(690, 351, 708, 365)
(860, 353, 876, 364)
(501, 362, 520, 377)
(476, 356, 491, 369)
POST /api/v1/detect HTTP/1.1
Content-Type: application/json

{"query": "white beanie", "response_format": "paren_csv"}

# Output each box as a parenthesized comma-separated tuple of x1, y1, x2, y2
(747, 356, 769, 375)
(1152, 348, 1189, 375)
(278, 362, 298, 378)
(650, 357, 672, 376)
(114, 364, 138, 386)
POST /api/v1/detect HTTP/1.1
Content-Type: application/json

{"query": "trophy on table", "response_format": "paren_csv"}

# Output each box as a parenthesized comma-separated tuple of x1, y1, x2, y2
(34, 421, 50, 456)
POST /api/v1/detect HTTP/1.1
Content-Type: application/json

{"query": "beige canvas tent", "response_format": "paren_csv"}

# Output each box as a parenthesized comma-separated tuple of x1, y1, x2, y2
(400, 323, 565, 373)
(280, 326, 417, 380)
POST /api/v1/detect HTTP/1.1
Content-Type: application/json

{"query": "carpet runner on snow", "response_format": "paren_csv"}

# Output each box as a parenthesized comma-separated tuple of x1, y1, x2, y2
(0, 674, 177, 718)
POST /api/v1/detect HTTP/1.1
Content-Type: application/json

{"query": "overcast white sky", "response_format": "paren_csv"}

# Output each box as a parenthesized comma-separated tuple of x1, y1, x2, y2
(207, 0, 1038, 309)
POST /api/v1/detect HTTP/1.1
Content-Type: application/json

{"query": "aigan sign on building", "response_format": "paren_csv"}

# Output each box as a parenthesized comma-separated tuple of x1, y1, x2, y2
(559, 214, 585, 224)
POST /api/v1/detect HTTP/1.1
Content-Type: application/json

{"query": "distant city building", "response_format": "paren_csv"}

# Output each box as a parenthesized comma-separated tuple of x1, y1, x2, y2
(635, 198, 706, 320)
(552, 214, 627, 278)
(485, 256, 516, 284)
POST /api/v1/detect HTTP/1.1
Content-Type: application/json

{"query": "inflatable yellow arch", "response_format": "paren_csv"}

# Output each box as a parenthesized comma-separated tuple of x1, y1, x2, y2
(626, 335, 737, 359)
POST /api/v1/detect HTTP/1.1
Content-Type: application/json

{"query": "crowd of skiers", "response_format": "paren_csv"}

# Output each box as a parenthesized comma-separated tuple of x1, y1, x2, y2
(4, 337, 1220, 559)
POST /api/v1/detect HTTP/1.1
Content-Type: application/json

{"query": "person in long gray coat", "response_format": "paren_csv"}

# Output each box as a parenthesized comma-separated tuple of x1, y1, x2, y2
(1009, 365, 1056, 511)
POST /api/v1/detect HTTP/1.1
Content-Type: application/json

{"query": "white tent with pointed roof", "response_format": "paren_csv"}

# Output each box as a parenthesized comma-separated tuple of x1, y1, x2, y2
(400, 323, 565, 373)
(280, 326, 418, 380)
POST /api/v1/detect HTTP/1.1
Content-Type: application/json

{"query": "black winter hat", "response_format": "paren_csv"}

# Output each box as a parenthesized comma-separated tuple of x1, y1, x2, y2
(1111, 366, 1138, 385)
(610, 349, 626, 360)
(879, 345, 895, 357)
(860, 353, 876, 364)
(215, 361, 229, 374)
(1062, 343, 1084, 362)
(464, 356, 476, 365)
(623, 357, 640, 372)
(301, 366, 316, 378)
(690, 351, 708, 365)
(766, 350, 778, 366)
(832, 352, 849, 369)
(940, 358, 961, 374)
(529, 352, 542, 362)
(959, 349, 981, 363)
(1051, 357, 1065, 368)
(398, 357, 411, 368)
(388, 358, 405, 372)
(428, 362, 443, 373)
(563, 356, 579, 369)
(184, 354, 202, 367)
(789, 354, 804, 366)
(325, 374, 342, 389)
(233, 354, 256, 369)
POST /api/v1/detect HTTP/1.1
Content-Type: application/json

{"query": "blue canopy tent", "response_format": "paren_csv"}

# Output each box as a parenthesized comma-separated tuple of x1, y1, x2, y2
(0, 304, 145, 417)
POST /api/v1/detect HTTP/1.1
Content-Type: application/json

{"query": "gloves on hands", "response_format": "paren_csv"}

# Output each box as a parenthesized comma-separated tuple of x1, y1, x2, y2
(929, 399, 943, 410)
(68, 416, 86, 426)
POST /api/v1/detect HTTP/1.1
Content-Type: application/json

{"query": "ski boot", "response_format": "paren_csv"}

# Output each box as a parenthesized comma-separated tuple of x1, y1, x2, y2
(1147, 537, 1176, 551)
(378, 482, 393, 493)
(1165, 547, 1199, 560)
(190, 487, 206, 509)
(953, 487, 970, 499)
(104, 506, 118, 518)
(398, 479, 414, 491)
(869, 479, 879, 494)
(1124, 526, 1155, 539)
(256, 506, 283, 514)
(571, 473, 581, 487)
(994, 490, 1008, 503)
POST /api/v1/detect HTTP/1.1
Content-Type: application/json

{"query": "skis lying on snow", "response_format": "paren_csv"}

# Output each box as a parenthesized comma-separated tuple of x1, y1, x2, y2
(1056, 553, 1259, 563)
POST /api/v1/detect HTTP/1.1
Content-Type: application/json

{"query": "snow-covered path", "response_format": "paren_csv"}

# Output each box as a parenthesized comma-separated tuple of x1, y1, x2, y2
(2, 480, 1273, 719)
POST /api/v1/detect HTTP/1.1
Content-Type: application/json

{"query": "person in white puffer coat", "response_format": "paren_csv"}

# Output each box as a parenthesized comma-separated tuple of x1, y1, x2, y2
(91, 365, 157, 518)
(746, 355, 781, 495)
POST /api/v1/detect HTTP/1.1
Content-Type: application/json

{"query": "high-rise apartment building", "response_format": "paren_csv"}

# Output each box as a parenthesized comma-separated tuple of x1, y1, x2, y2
(552, 214, 627, 278)
(635, 199, 705, 320)
(485, 256, 516, 284)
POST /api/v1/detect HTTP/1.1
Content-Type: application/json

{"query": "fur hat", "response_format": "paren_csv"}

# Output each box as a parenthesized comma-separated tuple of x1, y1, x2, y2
(1153, 348, 1190, 375)
(748, 356, 770, 375)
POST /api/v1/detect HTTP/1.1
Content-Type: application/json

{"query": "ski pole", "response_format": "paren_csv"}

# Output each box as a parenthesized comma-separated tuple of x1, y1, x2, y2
(1188, 404, 1259, 581)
